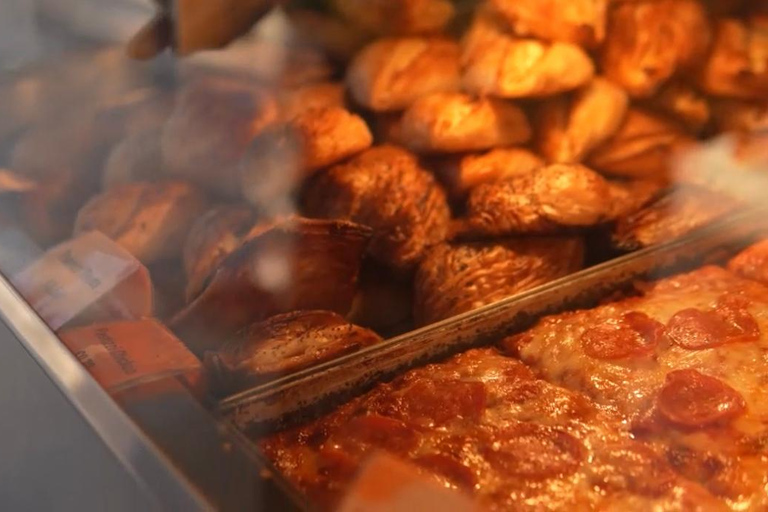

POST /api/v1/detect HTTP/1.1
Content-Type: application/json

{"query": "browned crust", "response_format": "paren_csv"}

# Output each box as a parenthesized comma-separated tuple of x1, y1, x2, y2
(302, 145, 451, 272)
(170, 217, 372, 356)
(414, 236, 585, 325)
(207, 310, 382, 394)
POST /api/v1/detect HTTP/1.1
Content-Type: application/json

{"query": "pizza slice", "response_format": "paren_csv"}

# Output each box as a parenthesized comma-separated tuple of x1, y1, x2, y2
(262, 348, 723, 511)
(502, 265, 768, 509)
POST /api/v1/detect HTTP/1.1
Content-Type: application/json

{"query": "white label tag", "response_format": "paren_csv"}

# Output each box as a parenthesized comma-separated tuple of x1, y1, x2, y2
(13, 231, 142, 330)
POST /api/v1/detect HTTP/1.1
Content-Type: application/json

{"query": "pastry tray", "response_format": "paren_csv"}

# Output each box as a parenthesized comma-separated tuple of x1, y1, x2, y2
(219, 208, 768, 433)
(212, 207, 768, 510)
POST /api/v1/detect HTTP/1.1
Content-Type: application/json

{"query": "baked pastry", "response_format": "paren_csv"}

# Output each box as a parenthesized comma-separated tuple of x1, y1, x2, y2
(182, 204, 256, 301)
(206, 310, 382, 395)
(461, 11, 595, 98)
(346, 37, 461, 112)
(161, 77, 278, 197)
(588, 108, 694, 180)
(302, 145, 450, 272)
(399, 92, 531, 153)
(414, 236, 584, 325)
(612, 185, 738, 251)
(535, 77, 629, 164)
(642, 81, 711, 135)
(488, 0, 608, 48)
(170, 217, 372, 355)
(241, 106, 372, 212)
(602, 0, 711, 97)
(697, 18, 768, 100)
(278, 82, 347, 121)
(464, 164, 614, 236)
(433, 148, 543, 201)
(74, 181, 209, 265)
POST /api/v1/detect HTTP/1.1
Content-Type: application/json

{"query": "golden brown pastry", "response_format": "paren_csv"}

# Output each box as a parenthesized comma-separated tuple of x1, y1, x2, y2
(461, 11, 595, 98)
(182, 205, 257, 302)
(206, 310, 382, 395)
(711, 98, 768, 133)
(346, 37, 461, 112)
(536, 77, 629, 164)
(170, 217, 372, 356)
(612, 185, 739, 251)
(605, 178, 667, 221)
(302, 145, 451, 272)
(278, 82, 346, 121)
(464, 164, 614, 236)
(697, 18, 768, 100)
(641, 80, 711, 134)
(414, 236, 585, 325)
(330, 0, 455, 36)
(161, 77, 279, 197)
(74, 181, 209, 265)
(241, 106, 372, 212)
(602, 0, 712, 98)
(433, 148, 544, 201)
(588, 109, 694, 179)
(489, 0, 608, 48)
(398, 92, 532, 153)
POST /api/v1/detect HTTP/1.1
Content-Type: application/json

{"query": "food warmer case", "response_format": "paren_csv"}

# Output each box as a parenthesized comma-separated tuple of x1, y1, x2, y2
(0, 0, 767, 510)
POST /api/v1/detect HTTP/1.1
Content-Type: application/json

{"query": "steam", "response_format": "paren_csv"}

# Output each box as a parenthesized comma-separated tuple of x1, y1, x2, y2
(673, 133, 768, 206)
(0, 4, 303, 292)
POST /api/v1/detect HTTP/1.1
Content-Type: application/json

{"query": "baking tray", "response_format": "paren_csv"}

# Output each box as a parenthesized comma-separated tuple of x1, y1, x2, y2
(218, 207, 768, 435)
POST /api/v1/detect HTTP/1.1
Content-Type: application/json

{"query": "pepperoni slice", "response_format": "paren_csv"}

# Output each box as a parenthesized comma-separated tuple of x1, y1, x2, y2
(657, 370, 746, 428)
(395, 379, 487, 426)
(666, 296, 760, 350)
(343, 414, 418, 454)
(593, 443, 676, 496)
(482, 423, 584, 479)
(666, 309, 728, 349)
(414, 454, 477, 489)
(581, 312, 663, 360)
(715, 295, 760, 343)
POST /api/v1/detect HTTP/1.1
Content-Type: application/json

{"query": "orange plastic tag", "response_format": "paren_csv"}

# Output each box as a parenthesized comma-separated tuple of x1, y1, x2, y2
(58, 318, 204, 396)
(12, 231, 153, 330)
(337, 452, 485, 512)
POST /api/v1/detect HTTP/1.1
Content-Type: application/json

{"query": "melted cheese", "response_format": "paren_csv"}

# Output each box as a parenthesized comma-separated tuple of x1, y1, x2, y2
(504, 266, 768, 510)
(262, 348, 724, 511)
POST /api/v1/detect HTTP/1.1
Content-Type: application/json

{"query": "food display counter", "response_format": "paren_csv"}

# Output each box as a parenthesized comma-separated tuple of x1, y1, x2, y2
(0, 0, 767, 510)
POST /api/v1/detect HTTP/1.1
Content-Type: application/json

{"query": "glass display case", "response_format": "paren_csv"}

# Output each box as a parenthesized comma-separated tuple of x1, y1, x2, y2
(0, 0, 767, 510)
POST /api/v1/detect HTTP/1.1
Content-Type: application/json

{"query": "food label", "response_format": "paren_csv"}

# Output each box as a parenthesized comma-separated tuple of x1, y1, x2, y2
(59, 318, 204, 395)
(12, 231, 152, 330)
